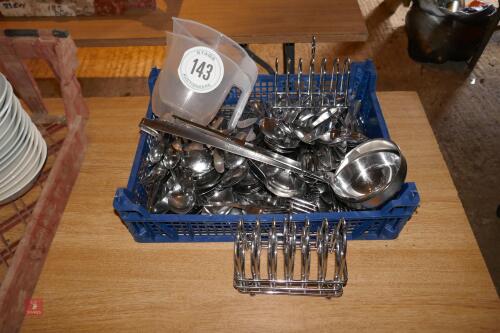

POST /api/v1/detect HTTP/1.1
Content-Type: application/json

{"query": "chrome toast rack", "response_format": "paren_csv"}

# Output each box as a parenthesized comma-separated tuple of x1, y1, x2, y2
(233, 217, 347, 297)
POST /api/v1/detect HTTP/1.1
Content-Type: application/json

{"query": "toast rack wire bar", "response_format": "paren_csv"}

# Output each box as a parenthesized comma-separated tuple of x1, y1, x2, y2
(271, 36, 352, 112)
(233, 217, 348, 297)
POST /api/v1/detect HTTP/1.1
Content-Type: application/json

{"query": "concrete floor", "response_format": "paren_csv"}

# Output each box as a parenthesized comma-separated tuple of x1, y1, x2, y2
(362, 2, 500, 296)
(32, 1, 500, 294)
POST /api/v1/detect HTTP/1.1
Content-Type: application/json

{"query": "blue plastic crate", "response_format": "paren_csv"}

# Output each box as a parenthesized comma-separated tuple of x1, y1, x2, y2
(113, 61, 420, 242)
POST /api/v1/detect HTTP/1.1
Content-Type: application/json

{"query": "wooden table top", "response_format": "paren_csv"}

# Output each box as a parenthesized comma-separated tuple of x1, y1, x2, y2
(0, 0, 368, 46)
(22, 92, 499, 331)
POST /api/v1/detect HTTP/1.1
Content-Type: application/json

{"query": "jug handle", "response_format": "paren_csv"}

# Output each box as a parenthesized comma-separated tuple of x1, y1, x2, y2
(227, 74, 254, 131)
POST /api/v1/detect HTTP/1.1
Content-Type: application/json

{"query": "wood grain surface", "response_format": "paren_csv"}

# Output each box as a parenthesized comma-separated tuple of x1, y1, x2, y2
(22, 92, 500, 332)
(26, 44, 370, 79)
(0, 0, 368, 46)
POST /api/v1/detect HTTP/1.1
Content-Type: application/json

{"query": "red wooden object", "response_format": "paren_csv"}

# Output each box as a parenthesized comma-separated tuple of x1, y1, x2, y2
(0, 30, 88, 332)
(0, 0, 156, 17)
(94, 0, 156, 15)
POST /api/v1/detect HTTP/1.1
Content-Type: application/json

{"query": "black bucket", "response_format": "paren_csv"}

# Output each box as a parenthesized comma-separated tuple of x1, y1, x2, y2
(405, 0, 498, 63)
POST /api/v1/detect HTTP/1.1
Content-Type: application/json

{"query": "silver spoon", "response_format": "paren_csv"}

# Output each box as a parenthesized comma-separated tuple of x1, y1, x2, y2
(212, 149, 225, 173)
(218, 162, 249, 188)
(181, 149, 213, 175)
(146, 139, 165, 164)
(162, 146, 180, 169)
(164, 173, 196, 214)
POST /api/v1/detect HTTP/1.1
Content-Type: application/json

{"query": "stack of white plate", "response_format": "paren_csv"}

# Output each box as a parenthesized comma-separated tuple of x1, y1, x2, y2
(0, 73, 47, 205)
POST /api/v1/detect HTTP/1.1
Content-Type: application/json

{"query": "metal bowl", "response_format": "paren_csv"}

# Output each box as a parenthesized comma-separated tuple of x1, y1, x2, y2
(332, 150, 407, 209)
(335, 138, 400, 175)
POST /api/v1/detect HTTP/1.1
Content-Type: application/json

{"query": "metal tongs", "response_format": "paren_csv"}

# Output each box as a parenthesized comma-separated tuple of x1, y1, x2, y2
(140, 116, 329, 184)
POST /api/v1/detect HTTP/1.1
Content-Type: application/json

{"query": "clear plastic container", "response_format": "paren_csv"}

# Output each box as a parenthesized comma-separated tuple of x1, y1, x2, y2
(153, 18, 258, 130)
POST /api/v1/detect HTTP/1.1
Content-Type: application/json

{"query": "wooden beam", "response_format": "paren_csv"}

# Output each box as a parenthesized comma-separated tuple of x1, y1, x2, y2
(0, 0, 368, 47)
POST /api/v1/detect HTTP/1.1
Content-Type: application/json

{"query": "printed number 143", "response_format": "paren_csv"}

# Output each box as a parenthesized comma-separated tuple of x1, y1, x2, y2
(190, 58, 213, 81)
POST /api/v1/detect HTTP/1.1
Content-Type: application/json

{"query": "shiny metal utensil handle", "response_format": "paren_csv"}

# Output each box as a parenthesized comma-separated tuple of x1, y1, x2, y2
(140, 117, 326, 184)
(267, 220, 278, 280)
(301, 219, 311, 281)
(283, 219, 296, 281)
(334, 218, 348, 283)
(317, 219, 329, 281)
(234, 221, 246, 280)
(251, 221, 261, 280)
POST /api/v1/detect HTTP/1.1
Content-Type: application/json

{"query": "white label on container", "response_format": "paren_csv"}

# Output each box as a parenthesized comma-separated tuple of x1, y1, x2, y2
(177, 46, 224, 94)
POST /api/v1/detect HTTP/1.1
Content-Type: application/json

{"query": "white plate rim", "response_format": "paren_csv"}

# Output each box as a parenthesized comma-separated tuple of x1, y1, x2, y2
(0, 101, 31, 166)
(0, 97, 26, 158)
(0, 110, 38, 184)
(0, 73, 9, 111)
(0, 79, 13, 117)
(0, 127, 47, 202)
(0, 123, 45, 192)
(0, 134, 42, 195)
(0, 86, 15, 140)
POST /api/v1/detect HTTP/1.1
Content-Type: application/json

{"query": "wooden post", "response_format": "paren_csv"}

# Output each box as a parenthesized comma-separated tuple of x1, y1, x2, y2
(0, 30, 88, 332)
